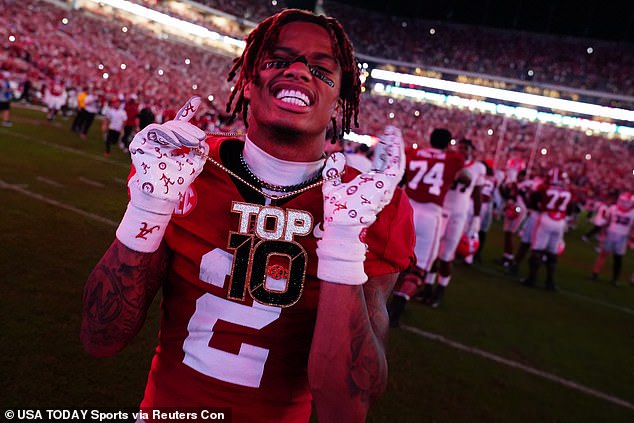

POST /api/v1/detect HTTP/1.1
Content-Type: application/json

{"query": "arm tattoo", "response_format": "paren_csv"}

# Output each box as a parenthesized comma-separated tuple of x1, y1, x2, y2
(348, 274, 397, 401)
(81, 240, 167, 356)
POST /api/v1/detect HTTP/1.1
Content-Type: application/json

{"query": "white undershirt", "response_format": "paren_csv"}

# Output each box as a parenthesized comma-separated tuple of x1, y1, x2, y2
(242, 136, 325, 186)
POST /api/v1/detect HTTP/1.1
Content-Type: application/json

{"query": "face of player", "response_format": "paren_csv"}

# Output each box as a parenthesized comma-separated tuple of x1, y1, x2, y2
(244, 21, 342, 160)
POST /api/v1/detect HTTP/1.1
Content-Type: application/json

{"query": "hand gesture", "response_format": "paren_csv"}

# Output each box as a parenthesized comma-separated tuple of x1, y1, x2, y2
(317, 126, 405, 285)
(322, 125, 405, 228)
(128, 96, 209, 213)
(116, 97, 209, 252)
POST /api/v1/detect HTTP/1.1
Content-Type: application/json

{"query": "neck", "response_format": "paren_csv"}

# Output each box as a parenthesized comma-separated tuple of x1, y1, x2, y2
(243, 136, 325, 186)
(246, 128, 326, 162)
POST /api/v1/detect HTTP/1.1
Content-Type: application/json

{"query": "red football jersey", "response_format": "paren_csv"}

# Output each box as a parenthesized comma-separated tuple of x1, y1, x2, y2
(404, 147, 464, 206)
(139, 137, 415, 422)
(536, 183, 573, 221)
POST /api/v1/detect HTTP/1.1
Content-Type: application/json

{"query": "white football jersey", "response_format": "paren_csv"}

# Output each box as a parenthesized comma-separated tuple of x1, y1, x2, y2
(605, 205, 634, 236)
(443, 160, 487, 212)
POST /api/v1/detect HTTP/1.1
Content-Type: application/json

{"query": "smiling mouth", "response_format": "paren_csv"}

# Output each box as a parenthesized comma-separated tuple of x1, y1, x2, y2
(275, 89, 311, 107)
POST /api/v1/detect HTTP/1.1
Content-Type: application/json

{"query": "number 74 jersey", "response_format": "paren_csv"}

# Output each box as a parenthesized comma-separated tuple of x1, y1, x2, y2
(403, 147, 465, 206)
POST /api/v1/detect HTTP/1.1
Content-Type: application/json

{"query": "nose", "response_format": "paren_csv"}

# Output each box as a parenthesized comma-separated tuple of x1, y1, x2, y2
(283, 56, 311, 81)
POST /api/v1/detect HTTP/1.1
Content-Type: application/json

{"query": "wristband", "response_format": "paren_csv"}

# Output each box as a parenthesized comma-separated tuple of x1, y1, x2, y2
(115, 203, 173, 253)
(316, 224, 368, 285)
(128, 179, 179, 215)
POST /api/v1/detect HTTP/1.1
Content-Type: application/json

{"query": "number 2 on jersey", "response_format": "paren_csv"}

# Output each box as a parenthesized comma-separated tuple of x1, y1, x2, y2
(182, 248, 281, 388)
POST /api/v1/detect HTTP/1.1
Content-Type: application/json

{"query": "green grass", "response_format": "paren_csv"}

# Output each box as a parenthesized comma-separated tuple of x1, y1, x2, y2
(1, 105, 633, 421)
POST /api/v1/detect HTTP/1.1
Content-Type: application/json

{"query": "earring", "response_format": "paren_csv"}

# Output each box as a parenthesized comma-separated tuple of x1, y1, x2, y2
(330, 117, 339, 144)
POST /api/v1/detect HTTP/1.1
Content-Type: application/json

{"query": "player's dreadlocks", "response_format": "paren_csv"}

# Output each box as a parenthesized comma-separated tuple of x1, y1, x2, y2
(226, 8, 361, 142)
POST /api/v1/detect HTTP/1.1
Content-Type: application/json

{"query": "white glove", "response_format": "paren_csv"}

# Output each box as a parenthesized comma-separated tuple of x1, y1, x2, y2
(469, 216, 481, 235)
(116, 96, 209, 252)
(316, 126, 405, 285)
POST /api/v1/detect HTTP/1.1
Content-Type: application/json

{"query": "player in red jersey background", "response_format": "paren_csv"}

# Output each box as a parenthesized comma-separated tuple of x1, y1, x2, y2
(520, 167, 574, 291)
(80, 9, 415, 423)
(387, 128, 469, 326)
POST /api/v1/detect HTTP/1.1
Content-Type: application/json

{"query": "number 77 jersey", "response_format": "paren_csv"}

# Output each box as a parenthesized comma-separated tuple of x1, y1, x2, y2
(403, 146, 465, 206)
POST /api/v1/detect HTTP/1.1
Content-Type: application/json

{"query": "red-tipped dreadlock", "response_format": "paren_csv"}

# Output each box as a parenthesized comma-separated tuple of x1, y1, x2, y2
(225, 8, 361, 141)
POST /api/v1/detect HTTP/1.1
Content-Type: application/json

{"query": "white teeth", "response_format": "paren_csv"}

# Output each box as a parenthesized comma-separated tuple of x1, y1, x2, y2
(275, 89, 310, 106)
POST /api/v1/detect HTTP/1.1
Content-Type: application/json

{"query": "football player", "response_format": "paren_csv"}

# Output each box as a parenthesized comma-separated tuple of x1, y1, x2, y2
(498, 169, 528, 268)
(591, 191, 634, 285)
(425, 139, 486, 307)
(582, 192, 612, 243)
(81, 10, 415, 423)
(387, 129, 469, 323)
(508, 171, 543, 275)
(472, 159, 496, 263)
(520, 167, 573, 291)
(44, 76, 67, 121)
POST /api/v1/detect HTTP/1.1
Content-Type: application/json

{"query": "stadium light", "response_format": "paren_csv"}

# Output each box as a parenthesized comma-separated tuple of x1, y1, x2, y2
(370, 69, 634, 122)
(86, 0, 245, 48)
(8, 35, 15, 42)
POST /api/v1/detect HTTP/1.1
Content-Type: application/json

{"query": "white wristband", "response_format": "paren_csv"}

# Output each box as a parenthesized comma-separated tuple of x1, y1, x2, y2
(115, 203, 173, 253)
(129, 180, 178, 215)
(316, 225, 368, 285)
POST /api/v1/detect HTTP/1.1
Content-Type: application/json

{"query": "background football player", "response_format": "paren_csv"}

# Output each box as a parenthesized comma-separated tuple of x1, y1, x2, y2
(387, 129, 469, 324)
(425, 138, 486, 307)
(520, 167, 574, 291)
(591, 191, 634, 285)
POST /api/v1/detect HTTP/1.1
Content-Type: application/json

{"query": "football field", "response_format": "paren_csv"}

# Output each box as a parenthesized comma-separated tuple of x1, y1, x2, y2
(1, 105, 633, 422)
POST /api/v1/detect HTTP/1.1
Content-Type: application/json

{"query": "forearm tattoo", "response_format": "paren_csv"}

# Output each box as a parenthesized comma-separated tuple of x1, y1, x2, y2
(348, 281, 391, 402)
(81, 240, 166, 353)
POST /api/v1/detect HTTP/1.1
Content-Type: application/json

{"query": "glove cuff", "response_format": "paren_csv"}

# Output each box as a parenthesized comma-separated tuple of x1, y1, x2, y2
(316, 224, 367, 285)
(128, 179, 177, 215)
(116, 203, 172, 253)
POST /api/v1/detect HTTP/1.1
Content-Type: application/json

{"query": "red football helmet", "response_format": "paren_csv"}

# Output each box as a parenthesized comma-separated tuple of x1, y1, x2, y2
(616, 191, 633, 212)
(457, 232, 480, 257)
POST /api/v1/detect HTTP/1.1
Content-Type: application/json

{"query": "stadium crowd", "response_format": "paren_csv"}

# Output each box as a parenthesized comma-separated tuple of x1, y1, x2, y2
(1, 0, 632, 207)
(195, 0, 634, 100)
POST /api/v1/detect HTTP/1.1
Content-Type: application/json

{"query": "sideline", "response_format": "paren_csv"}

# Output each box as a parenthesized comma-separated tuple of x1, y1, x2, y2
(402, 324, 634, 412)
